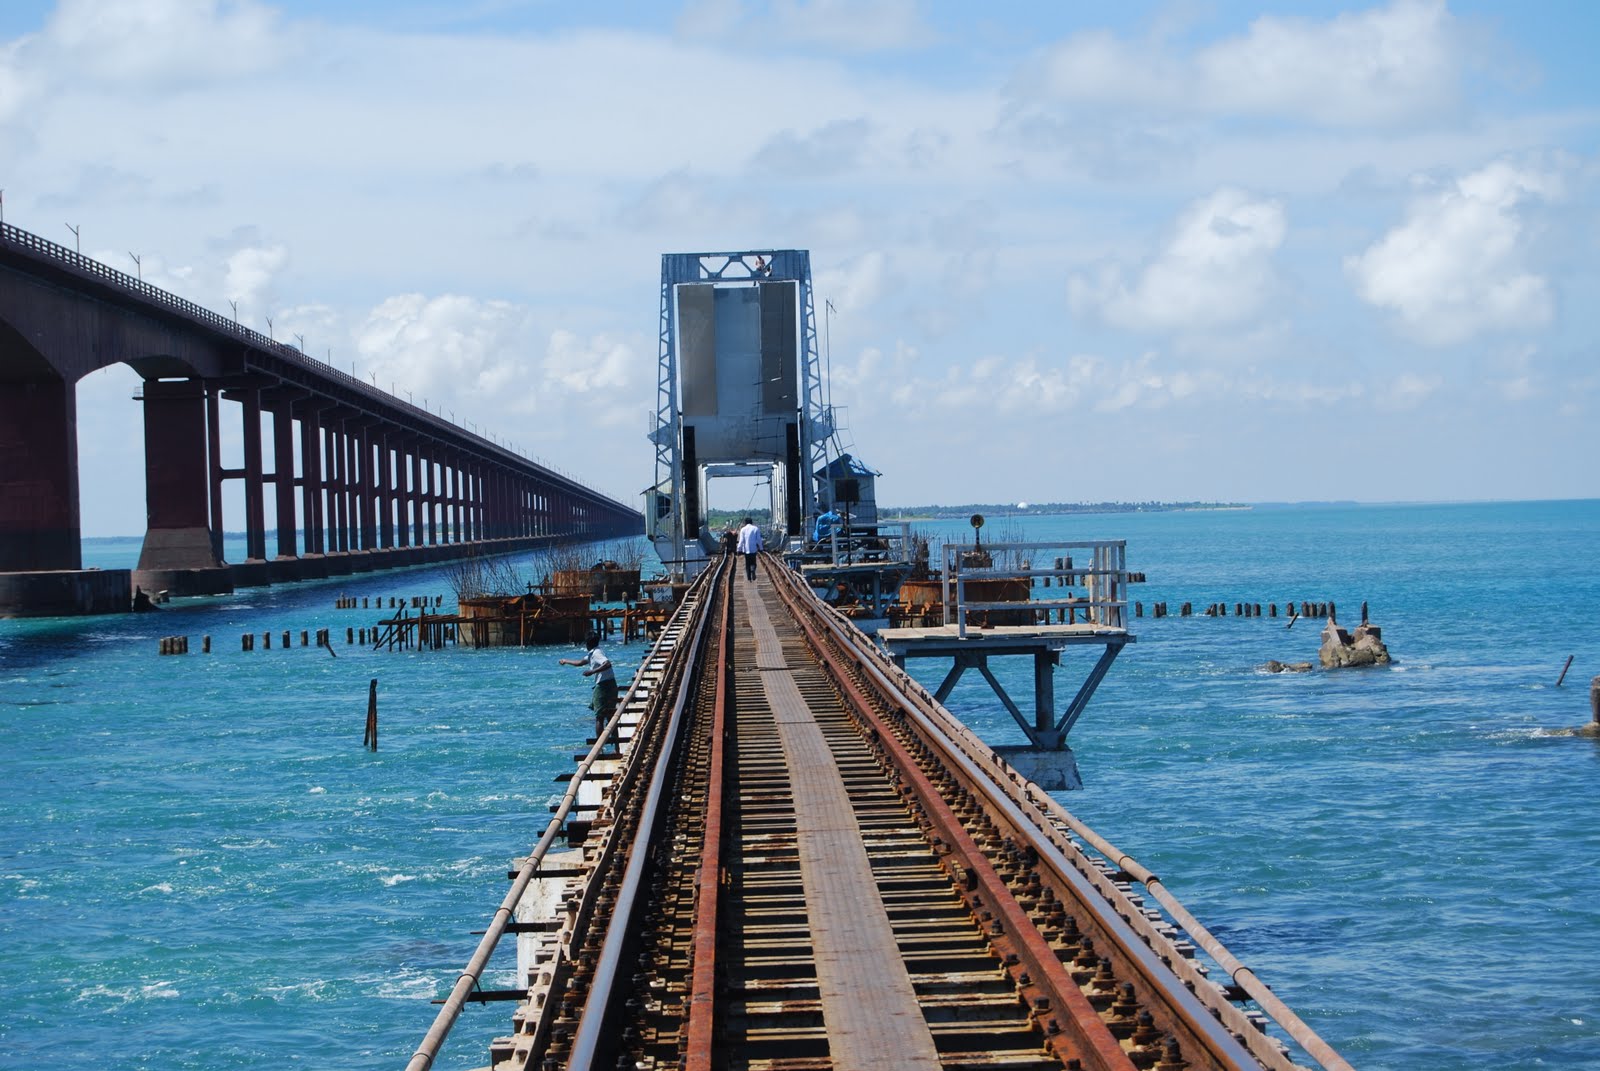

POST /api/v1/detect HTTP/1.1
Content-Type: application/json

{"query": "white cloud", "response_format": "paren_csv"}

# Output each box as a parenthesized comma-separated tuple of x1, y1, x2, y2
(1494, 375, 1536, 402)
(224, 243, 288, 314)
(543, 330, 636, 398)
(1376, 372, 1441, 409)
(1068, 188, 1287, 334)
(814, 251, 890, 314)
(46, 0, 294, 86)
(750, 118, 876, 176)
(1023, 0, 1466, 128)
(678, 0, 933, 52)
(0, 0, 296, 123)
(1345, 160, 1560, 345)
(354, 294, 532, 405)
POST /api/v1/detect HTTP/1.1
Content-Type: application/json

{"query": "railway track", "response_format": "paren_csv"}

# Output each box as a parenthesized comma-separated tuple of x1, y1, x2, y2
(409, 554, 1352, 1071)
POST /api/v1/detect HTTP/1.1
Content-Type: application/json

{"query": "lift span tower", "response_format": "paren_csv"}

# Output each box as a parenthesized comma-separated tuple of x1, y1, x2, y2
(646, 250, 836, 577)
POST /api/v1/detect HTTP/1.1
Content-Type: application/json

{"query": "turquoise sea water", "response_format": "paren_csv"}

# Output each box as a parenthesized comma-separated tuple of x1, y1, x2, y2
(5, 501, 1599, 1069)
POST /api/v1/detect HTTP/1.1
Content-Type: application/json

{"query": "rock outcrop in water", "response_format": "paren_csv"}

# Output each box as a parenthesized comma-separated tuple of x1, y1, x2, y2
(1319, 619, 1391, 669)
(1263, 660, 1314, 673)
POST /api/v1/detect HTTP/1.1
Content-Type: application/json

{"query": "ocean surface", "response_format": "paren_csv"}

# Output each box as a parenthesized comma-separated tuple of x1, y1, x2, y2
(4, 500, 1598, 1070)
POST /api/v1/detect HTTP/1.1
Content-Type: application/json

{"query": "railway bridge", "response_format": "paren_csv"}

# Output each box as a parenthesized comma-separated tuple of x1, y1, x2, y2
(0, 222, 640, 616)
(410, 554, 1352, 1071)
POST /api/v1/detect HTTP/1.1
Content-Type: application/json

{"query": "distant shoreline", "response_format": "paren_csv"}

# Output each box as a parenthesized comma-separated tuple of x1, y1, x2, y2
(877, 501, 1249, 521)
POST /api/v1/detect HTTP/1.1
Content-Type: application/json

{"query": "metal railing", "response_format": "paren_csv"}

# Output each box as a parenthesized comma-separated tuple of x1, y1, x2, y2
(808, 519, 913, 569)
(403, 561, 719, 1071)
(941, 539, 1128, 637)
(0, 221, 635, 512)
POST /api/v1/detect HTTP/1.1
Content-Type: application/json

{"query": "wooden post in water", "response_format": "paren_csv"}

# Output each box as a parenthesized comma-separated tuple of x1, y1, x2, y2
(364, 679, 378, 750)
(1591, 676, 1599, 725)
(1556, 655, 1575, 687)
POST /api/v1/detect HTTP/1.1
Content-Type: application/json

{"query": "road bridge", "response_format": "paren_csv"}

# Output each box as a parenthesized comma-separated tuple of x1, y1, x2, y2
(0, 222, 640, 616)
(410, 555, 1353, 1071)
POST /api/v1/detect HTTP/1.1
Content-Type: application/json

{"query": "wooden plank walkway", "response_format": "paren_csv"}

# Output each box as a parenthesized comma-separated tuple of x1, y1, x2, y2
(740, 577, 942, 1071)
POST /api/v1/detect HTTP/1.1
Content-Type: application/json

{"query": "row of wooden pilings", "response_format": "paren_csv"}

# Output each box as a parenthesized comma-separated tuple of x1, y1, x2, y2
(163, 627, 352, 653)
(335, 595, 446, 610)
(1135, 600, 1338, 620)
(239, 628, 340, 651)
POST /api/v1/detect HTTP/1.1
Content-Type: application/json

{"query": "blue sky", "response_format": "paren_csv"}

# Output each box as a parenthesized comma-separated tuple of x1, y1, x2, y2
(1, 1, 1596, 534)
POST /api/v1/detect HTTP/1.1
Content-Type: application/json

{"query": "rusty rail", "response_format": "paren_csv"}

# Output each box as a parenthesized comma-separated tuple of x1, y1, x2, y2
(682, 556, 734, 1068)
(762, 556, 1139, 1069)
(433, 551, 1352, 1070)
(798, 575, 1355, 1071)
(403, 561, 719, 1071)
(564, 554, 727, 1069)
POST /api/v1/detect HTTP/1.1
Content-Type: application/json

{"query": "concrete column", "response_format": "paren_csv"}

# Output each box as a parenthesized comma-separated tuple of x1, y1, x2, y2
(446, 460, 458, 542)
(359, 427, 377, 551)
(207, 386, 224, 559)
(0, 377, 81, 571)
(378, 430, 395, 550)
(241, 387, 267, 561)
(341, 421, 356, 552)
(298, 404, 324, 556)
(271, 399, 297, 559)
(393, 437, 409, 549)
(327, 422, 345, 553)
(416, 445, 428, 547)
(469, 464, 482, 542)
(425, 453, 438, 545)
(135, 378, 223, 573)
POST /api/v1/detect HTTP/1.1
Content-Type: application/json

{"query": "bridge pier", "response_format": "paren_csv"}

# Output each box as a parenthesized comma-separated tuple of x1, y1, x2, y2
(0, 376, 80, 572)
(133, 378, 230, 597)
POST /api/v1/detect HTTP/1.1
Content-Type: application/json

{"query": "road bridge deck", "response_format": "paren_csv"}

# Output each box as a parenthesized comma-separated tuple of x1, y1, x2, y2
(409, 555, 1353, 1071)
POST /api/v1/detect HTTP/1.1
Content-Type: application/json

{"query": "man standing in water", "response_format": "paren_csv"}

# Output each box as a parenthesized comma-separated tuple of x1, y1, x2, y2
(736, 516, 763, 581)
(559, 631, 617, 739)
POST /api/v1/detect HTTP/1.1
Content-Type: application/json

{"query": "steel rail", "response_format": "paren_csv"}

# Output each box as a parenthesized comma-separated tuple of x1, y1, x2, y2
(760, 555, 1137, 1071)
(768, 559, 1274, 1069)
(1022, 788, 1357, 1071)
(404, 565, 715, 1071)
(565, 556, 727, 1070)
(683, 558, 734, 1067)
(791, 572, 1352, 1071)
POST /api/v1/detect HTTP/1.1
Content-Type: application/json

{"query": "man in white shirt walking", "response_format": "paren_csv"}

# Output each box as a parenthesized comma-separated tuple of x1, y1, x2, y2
(736, 516, 763, 581)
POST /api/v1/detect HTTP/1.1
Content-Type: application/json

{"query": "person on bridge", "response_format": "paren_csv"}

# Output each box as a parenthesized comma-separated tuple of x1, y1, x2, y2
(559, 631, 617, 739)
(736, 517, 763, 581)
(812, 507, 841, 547)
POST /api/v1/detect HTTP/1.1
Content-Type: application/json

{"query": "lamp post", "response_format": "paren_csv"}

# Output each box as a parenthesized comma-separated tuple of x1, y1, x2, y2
(128, 252, 141, 281)
(65, 222, 79, 253)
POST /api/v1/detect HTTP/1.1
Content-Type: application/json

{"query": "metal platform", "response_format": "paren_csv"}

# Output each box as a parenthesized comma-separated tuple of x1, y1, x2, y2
(878, 541, 1135, 758)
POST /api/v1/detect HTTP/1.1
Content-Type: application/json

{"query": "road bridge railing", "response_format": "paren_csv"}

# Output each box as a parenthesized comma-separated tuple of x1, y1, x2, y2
(1, 221, 629, 503)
